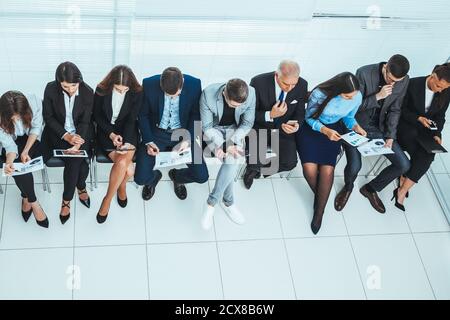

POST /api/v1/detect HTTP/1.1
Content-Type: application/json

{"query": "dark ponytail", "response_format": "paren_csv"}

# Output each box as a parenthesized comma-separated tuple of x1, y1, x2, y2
(312, 72, 360, 119)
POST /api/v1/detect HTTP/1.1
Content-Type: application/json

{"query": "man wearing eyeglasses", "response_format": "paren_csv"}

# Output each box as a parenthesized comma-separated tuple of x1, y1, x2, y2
(335, 54, 411, 214)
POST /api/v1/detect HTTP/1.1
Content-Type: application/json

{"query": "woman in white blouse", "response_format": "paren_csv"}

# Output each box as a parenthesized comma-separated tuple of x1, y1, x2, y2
(0, 91, 48, 228)
(42, 62, 94, 225)
(93, 65, 143, 223)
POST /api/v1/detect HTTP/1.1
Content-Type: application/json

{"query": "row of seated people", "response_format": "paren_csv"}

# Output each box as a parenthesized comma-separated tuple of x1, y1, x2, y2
(0, 57, 449, 234)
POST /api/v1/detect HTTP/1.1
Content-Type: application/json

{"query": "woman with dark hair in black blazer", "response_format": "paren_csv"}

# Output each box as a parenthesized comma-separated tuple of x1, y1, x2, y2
(93, 65, 142, 223)
(0, 91, 48, 228)
(395, 63, 450, 210)
(42, 61, 94, 224)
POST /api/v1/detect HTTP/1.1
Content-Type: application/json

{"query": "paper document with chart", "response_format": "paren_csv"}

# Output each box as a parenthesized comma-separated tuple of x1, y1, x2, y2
(357, 139, 395, 157)
(2, 156, 44, 177)
(154, 149, 192, 169)
(341, 131, 369, 147)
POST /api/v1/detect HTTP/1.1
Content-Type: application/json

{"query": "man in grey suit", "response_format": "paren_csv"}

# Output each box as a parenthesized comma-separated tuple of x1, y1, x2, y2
(199, 78, 256, 230)
(335, 54, 411, 213)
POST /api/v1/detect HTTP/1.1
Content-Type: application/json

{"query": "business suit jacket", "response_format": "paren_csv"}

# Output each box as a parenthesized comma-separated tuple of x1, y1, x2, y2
(355, 63, 409, 139)
(399, 76, 450, 140)
(200, 83, 256, 149)
(93, 89, 142, 148)
(138, 74, 201, 145)
(250, 71, 308, 133)
(42, 80, 94, 144)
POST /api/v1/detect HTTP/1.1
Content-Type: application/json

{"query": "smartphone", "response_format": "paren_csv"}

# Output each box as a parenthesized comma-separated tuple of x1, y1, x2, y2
(286, 120, 298, 126)
(429, 121, 438, 131)
(116, 147, 136, 152)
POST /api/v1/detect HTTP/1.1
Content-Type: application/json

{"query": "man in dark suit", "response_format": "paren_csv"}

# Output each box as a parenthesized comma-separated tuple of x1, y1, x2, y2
(135, 67, 209, 201)
(243, 60, 308, 189)
(334, 54, 411, 214)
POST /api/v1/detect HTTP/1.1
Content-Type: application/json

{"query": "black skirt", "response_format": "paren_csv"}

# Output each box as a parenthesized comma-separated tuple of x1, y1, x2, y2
(296, 121, 344, 166)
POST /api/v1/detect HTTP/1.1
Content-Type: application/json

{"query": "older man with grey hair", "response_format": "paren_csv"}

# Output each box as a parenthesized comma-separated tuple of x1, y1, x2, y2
(243, 59, 308, 189)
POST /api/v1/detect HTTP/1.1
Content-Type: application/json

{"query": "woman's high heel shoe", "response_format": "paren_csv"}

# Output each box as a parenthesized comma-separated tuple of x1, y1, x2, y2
(310, 210, 324, 235)
(397, 177, 409, 198)
(96, 198, 109, 224)
(59, 201, 71, 225)
(117, 194, 128, 208)
(33, 204, 49, 228)
(77, 189, 91, 208)
(21, 199, 32, 222)
(391, 188, 405, 212)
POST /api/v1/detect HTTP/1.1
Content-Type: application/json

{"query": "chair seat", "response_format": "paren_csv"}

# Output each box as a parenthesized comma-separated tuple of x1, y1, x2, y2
(44, 156, 66, 168)
(95, 148, 137, 163)
(95, 148, 112, 164)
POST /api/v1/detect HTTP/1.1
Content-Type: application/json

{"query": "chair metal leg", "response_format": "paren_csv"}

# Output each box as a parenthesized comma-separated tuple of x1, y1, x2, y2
(94, 158, 98, 188)
(286, 169, 294, 181)
(365, 155, 384, 178)
(373, 158, 388, 176)
(0, 183, 3, 194)
(44, 167, 51, 193)
(89, 158, 94, 191)
(41, 169, 47, 192)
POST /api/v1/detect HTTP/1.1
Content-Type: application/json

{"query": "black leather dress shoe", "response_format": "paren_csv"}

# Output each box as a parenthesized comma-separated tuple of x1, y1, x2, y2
(360, 184, 386, 214)
(142, 170, 162, 201)
(334, 187, 352, 211)
(243, 169, 260, 190)
(168, 169, 187, 200)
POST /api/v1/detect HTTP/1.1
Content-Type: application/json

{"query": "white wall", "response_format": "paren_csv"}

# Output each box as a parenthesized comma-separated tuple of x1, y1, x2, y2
(0, 0, 449, 97)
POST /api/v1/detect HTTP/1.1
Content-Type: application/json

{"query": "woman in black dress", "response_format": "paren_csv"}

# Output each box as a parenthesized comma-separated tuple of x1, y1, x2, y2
(42, 61, 94, 225)
(93, 65, 142, 223)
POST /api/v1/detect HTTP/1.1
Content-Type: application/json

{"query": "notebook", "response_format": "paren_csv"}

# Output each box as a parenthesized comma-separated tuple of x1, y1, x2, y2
(416, 135, 447, 154)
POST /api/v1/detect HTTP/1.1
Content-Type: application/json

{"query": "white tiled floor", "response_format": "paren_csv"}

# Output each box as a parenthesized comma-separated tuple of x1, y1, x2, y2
(0, 160, 449, 300)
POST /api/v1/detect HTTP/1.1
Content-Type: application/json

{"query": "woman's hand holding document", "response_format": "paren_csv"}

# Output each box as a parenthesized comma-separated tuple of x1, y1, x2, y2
(2, 156, 44, 177)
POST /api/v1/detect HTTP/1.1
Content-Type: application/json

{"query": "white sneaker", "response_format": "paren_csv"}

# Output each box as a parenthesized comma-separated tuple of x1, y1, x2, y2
(221, 203, 245, 225)
(201, 204, 215, 230)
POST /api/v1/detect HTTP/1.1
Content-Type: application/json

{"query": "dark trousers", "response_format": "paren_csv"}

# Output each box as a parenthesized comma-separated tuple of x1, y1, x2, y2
(398, 131, 435, 183)
(245, 128, 297, 176)
(3, 135, 41, 203)
(134, 128, 209, 186)
(343, 126, 410, 192)
(42, 133, 90, 201)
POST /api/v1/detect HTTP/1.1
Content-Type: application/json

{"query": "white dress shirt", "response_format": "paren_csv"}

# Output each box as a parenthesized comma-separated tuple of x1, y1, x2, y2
(63, 89, 78, 135)
(425, 78, 434, 113)
(111, 89, 127, 125)
(265, 75, 287, 122)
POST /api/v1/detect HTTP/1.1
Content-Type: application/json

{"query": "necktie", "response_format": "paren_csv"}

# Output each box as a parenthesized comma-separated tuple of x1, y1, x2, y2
(275, 91, 285, 126)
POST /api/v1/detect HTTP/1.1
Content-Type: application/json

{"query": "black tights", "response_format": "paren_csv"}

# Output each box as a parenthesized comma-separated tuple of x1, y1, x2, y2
(302, 163, 335, 227)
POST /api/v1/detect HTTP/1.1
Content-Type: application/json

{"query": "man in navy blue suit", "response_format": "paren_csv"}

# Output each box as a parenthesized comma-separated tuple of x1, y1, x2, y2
(135, 67, 209, 201)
